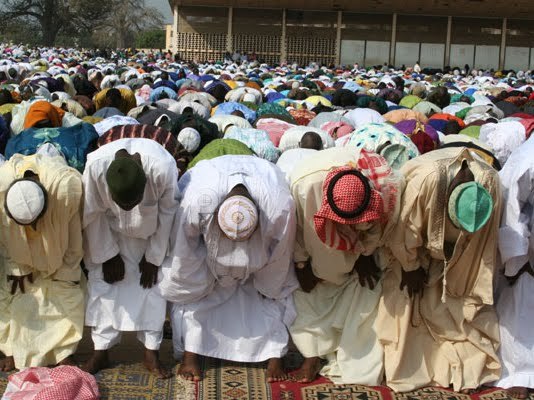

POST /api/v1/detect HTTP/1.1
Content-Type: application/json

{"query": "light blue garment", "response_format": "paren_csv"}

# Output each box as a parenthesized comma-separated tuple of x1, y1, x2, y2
(224, 127, 280, 163)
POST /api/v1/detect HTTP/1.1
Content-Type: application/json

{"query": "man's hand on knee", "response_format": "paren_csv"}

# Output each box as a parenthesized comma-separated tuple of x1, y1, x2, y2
(353, 254, 381, 290)
(7, 273, 33, 295)
(295, 260, 321, 293)
(102, 254, 125, 284)
(139, 255, 158, 289)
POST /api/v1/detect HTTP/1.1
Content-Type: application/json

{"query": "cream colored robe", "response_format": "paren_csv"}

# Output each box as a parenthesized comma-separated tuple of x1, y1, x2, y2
(0, 154, 84, 368)
(289, 147, 401, 385)
(376, 147, 502, 392)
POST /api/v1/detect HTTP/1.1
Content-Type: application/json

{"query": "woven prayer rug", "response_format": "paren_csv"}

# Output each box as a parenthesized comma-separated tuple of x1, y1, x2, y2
(195, 354, 534, 400)
(196, 356, 271, 400)
(0, 363, 196, 400)
(96, 362, 195, 400)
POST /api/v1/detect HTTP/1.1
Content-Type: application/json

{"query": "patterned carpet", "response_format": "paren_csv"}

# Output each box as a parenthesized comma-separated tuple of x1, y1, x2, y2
(0, 357, 533, 400)
(0, 363, 196, 400)
(196, 352, 534, 400)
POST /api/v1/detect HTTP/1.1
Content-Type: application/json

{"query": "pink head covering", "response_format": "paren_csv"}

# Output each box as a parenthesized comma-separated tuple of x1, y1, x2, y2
(4, 366, 99, 400)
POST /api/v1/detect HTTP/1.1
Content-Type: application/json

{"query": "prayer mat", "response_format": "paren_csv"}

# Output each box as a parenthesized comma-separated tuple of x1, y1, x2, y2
(195, 352, 534, 400)
(196, 356, 272, 400)
(96, 362, 195, 400)
(0, 363, 196, 400)
(270, 382, 534, 400)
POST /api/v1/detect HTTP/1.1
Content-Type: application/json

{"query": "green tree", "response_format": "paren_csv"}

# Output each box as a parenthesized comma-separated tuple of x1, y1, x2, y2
(136, 29, 165, 49)
(0, 0, 161, 48)
(99, 0, 163, 48)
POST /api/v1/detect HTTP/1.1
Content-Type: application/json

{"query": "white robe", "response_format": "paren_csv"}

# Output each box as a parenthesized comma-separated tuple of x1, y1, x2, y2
(83, 138, 179, 332)
(495, 136, 534, 389)
(276, 148, 317, 183)
(158, 155, 298, 362)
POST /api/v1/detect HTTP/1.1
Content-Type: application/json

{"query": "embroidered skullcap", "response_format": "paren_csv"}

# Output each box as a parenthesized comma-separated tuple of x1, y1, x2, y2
(379, 143, 410, 169)
(5, 179, 46, 224)
(177, 127, 201, 153)
(448, 181, 493, 233)
(217, 195, 258, 241)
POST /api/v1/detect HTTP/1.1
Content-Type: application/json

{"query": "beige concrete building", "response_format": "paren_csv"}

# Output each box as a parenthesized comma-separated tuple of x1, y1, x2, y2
(167, 0, 534, 70)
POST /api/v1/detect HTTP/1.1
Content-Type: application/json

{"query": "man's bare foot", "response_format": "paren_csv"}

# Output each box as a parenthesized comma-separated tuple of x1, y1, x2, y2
(507, 387, 529, 399)
(178, 351, 202, 381)
(293, 357, 322, 383)
(57, 355, 75, 366)
(82, 350, 110, 374)
(0, 356, 15, 372)
(266, 357, 287, 382)
(143, 349, 171, 379)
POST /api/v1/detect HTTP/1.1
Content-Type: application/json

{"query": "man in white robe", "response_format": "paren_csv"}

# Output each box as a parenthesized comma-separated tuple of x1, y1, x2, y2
(0, 154, 84, 371)
(276, 131, 323, 182)
(494, 137, 534, 398)
(288, 147, 402, 384)
(82, 138, 179, 378)
(377, 147, 502, 393)
(158, 154, 298, 382)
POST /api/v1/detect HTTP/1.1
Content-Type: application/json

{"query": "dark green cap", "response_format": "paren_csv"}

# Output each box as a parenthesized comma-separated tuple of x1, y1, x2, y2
(106, 157, 147, 206)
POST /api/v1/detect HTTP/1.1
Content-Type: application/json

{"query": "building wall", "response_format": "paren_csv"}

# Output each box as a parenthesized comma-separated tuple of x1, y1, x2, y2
(169, 5, 534, 70)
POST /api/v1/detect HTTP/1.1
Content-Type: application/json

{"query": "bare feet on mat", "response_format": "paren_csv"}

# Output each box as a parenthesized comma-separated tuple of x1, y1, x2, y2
(178, 351, 202, 381)
(293, 357, 322, 383)
(0, 356, 14, 372)
(82, 350, 110, 374)
(507, 387, 529, 399)
(143, 349, 171, 379)
(57, 355, 76, 366)
(266, 357, 287, 382)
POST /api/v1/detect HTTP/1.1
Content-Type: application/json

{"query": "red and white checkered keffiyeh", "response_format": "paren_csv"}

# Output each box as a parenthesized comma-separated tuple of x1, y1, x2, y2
(313, 150, 398, 252)
(3, 366, 99, 400)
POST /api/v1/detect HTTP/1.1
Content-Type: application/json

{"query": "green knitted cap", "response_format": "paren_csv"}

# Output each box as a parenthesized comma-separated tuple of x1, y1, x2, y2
(448, 181, 493, 233)
(106, 157, 146, 206)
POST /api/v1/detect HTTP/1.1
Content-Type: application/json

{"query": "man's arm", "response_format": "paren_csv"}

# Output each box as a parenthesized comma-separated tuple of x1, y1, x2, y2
(82, 161, 120, 265)
(55, 174, 83, 282)
(253, 198, 298, 300)
(145, 165, 179, 267)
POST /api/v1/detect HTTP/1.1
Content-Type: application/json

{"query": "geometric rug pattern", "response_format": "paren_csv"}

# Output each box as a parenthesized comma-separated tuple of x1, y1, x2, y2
(197, 352, 534, 400)
(96, 362, 195, 400)
(196, 356, 271, 400)
(0, 363, 196, 400)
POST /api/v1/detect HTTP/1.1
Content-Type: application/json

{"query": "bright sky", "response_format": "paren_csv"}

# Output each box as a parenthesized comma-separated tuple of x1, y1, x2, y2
(146, 0, 173, 23)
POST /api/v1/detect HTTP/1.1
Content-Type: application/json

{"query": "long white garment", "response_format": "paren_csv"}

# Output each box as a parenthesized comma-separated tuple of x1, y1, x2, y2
(288, 147, 402, 385)
(495, 136, 534, 388)
(83, 138, 179, 333)
(276, 148, 317, 183)
(158, 155, 298, 362)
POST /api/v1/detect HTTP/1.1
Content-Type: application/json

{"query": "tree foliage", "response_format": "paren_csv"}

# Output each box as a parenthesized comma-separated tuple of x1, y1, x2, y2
(0, 0, 163, 48)
(135, 29, 165, 50)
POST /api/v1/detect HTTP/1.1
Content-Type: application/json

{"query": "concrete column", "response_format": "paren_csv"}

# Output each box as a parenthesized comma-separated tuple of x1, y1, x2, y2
(335, 11, 342, 66)
(389, 13, 397, 66)
(280, 9, 287, 64)
(444, 16, 452, 67)
(499, 18, 507, 70)
(172, 3, 179, 54)
(226, 7, 233, 53)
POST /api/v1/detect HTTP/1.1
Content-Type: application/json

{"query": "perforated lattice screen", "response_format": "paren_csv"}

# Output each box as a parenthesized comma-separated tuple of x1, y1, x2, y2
(175, 32, 227, 62)
(233, 35, 281, 64)
(286, 36, 336, 65)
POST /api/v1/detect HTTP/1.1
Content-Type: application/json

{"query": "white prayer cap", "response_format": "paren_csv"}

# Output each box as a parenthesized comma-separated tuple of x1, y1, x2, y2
(5, 180, 46, 225)
(177, 127, 201, 153)
(217, 195, 258, 241)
